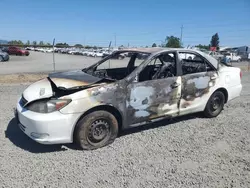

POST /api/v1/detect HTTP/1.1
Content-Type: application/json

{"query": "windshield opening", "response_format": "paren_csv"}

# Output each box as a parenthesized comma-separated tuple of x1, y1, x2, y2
(83, 51, 150, 81)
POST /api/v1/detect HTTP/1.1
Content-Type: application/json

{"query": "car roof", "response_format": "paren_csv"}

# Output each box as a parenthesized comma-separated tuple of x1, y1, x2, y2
(117, 47, 218, 69)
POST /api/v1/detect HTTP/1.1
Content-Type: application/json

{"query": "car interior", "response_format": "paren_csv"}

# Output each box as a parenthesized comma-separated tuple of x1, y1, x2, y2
(180, 53, 212, 75)
(138, 53, 176, 82)
(89, 52, 177, 81)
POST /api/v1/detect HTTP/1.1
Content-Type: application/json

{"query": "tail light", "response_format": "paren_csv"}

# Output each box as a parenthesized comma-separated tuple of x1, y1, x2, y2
(240, 71, 242, 79)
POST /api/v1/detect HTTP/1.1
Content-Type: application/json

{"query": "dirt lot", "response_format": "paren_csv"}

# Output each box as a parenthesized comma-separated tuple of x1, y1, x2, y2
(0, 61, 250, 187)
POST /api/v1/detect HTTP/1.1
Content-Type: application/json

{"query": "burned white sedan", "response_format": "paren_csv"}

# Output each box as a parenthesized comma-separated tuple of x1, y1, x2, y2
(15, 48, 242, 150)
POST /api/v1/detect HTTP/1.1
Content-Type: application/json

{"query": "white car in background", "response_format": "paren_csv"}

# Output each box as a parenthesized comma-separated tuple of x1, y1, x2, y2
(179, 53, 195, 60)
(15, 48, 242, 150)
(86, 50, 95, 56)
(68, 50, 75, 55)
(45, 48, 53, 53)
(225, 52, 241, 62)
(92, 50, 104, 57)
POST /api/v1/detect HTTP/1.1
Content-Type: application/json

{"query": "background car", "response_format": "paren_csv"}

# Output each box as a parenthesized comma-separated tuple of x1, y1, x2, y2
(0, 50, 9, 62)
(208, 51, 224, 62)
(7, 46, 30, 56)
(225, 52, 241, 62)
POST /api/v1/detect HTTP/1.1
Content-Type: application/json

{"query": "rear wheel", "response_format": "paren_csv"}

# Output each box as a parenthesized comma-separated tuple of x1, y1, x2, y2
(204, 91, 225, 118)
(75, 110, 118, 150)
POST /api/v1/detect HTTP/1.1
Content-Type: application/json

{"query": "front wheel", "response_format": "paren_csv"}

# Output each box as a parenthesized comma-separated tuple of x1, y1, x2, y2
(204, 91, 225, 118)
(74, 110, 118, 150)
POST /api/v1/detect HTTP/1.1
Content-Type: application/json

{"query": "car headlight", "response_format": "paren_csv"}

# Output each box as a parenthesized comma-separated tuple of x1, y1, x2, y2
(26, 99, 71, 113)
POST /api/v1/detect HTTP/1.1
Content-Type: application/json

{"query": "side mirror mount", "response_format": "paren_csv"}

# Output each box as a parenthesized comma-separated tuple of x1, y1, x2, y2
(132, 73, 139, 83)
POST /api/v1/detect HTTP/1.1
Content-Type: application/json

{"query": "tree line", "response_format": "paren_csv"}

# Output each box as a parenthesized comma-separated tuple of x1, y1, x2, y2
(5, 33, 220, 50)
(151, 33, 220, 50)
(5, 40, 99, 48)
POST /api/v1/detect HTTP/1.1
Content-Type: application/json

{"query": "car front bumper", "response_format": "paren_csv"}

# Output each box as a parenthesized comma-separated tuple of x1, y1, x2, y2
(4, 55, 9, 61)
(15, 99, 81, 144)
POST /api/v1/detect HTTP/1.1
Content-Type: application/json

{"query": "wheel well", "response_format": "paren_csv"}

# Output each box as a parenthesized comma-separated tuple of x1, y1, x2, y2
(215, 88, 228, 103)
(73, 105, 123, 140)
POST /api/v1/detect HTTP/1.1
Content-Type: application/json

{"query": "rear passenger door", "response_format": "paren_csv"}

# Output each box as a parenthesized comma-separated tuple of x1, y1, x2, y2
(178, 51, 218, 115)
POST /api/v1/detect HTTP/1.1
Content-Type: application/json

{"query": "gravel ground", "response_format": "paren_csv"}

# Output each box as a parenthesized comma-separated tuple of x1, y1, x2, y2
(0, 72, 250, 188)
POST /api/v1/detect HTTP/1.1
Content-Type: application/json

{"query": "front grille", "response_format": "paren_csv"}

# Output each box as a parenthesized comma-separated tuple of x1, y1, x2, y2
(19, 96, 28, 107)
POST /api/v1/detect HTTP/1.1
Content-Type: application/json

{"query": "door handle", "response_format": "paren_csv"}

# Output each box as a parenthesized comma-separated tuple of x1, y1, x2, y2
(211, 75, 218, 80)
(171, 82, 180, 89)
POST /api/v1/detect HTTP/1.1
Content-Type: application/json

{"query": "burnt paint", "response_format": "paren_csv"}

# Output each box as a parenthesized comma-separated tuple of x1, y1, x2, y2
(181, 71, 216, 102)
(125, 77, 180, 125)
(49, 70, 102, 85)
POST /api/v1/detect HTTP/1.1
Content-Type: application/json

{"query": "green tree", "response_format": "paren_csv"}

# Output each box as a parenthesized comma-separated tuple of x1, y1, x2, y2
(195, 44, 210, 50)
(39, 41, 44, 46)
(55, 43, 69, 47)
(8, 40, 23, 46)
(46, 42, 51, 46)
(32, 41, 37, 46)
(210, 33, 219, 50)
(165, 36, 181, 48)
(152, 43, 157, 47)
(8, 40, 15, 45)
(85, 45, 91, 49)
(74, 44, 83, 48)
(17, 40, 23, 45)
(26, 40, 30, 45)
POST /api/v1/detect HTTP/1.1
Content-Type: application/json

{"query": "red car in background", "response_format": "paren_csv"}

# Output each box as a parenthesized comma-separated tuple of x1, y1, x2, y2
(7, 46, 29, 56)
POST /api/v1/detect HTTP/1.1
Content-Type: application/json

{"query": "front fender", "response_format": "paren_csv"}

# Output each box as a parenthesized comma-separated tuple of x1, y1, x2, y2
(59, 96, 102, 114)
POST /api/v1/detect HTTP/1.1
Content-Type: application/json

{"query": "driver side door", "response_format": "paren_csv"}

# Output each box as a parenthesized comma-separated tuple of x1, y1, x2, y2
(126, 51, 182, 127)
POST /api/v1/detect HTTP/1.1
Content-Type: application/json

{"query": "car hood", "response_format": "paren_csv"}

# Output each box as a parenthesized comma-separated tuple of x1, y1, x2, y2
(0, 51, 8, 56)
(22, 70, 103, 103)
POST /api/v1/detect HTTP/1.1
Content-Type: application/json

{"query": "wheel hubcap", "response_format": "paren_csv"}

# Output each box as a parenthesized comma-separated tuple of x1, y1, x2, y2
(210, 96, 220, 111)
(88, 119, 110, 143)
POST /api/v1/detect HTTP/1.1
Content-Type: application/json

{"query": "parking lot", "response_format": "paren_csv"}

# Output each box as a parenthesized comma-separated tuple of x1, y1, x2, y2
(0, 51, 99, 75)
(0, 52, 249, 187)
(0, 51, 249, 75)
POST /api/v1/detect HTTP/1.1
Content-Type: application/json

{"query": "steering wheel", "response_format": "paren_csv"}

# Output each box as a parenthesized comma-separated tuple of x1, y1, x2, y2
(94, 69, 108, 78)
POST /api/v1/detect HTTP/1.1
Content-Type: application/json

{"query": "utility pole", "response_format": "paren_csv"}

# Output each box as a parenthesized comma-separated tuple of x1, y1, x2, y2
(52, 38, 55, 72)
(180, 25, 184, 44)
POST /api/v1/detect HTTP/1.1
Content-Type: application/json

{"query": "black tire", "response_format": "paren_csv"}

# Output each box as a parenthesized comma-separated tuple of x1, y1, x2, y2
(0, 56, 3, 62)
(204, 91, 225, 118)
(75, 110, 118, 150)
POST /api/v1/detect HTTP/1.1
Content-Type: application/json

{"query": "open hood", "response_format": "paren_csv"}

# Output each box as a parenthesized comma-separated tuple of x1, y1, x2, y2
(48, 70, 102, 88)
(22, 70, 104, 103)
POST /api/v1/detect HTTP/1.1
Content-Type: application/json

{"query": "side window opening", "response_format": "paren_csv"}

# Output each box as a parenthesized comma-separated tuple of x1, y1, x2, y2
(179, 52, 213, 75)
(138, 52, 176, 82)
